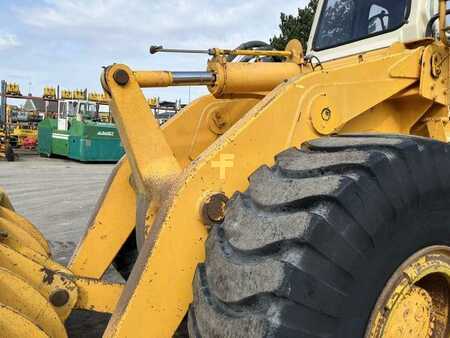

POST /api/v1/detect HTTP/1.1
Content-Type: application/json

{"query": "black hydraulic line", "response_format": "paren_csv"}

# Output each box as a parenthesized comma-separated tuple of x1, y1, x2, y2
(426, 9, 450, 37)
(226, 41, 274, 62)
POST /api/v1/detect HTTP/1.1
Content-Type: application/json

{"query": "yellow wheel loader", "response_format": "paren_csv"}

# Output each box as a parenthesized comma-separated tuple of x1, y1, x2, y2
(2, 0, 450, 337)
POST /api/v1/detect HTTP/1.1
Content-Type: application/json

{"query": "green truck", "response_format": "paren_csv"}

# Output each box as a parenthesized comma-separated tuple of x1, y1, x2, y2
(38, 99, 124, 162)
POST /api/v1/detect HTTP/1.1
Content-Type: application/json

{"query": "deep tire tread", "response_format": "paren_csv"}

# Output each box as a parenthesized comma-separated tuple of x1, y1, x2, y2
(189, 135, 450, 338)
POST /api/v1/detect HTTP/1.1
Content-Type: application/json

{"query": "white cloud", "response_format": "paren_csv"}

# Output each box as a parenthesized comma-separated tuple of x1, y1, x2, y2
(9, 0, 308, 101)
(0, 32, 20, 51)
(14, 0, 304, 48)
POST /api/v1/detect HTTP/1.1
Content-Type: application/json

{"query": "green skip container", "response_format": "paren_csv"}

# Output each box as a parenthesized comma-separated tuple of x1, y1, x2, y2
(38, 100, 124, 162)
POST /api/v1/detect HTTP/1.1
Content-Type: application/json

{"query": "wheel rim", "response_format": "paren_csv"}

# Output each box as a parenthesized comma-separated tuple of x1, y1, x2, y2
(366, 246, 450, 338)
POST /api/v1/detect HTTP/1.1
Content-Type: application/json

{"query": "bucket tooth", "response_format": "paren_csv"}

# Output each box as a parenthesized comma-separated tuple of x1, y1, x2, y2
(0, 267, 67, 338)
(0, 243, 78, 320)
(0, 206, 51, 255)
(0, 191, 75, 337)
(0, 216, 50, 257)
(0, 304, 50, 338)
(0, 189, 123, 336)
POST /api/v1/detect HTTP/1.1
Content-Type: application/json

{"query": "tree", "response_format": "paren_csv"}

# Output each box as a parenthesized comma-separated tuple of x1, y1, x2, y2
(270, 0, 319, 50)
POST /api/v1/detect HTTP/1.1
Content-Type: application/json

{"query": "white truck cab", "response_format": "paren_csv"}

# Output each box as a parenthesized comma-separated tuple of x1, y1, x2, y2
(57, 100, 97, 131)
(307, 0, 442, 61)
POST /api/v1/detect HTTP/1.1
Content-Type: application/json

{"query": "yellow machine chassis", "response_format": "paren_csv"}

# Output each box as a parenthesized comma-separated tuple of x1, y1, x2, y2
(2, 5, 450, 334)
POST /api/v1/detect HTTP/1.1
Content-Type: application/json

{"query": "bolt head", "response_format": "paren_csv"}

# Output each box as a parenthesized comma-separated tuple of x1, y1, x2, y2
(113, 69, 130, 86)
(49, 289, 69, 307)
(202, 193, 229, 226)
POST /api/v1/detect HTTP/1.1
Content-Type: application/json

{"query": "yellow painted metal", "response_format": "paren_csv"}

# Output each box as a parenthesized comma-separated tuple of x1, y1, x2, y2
(43, 86, 57, 99)
(366, 246, 450, 337)
(0, 206, 50, 255)
(98, 39, 450, 337)
(311, 46, 423, 135)
(5, 83, 21, 96)
(419, 44, 449, 105)
(69, 94, 261, 279)
(0, 237, 124, 315)
(381, 287, 432, 338)
(0, 243, 78, 320)
(0, 191, 73, 329)
(341, 94, 434, 135)
(0, 37, 439, 337)
(12, 126, 38, 146)
(0, 190, 70, 335)
(134, 63, 302, 96)
(0, 215, 49, 257)
(207, 62, 301, 96)
(2, 18, 450, 338)
(106, 65, 182, 195)
(0, 188, 14, 210)
(425, 119, 448, 140)
(0, 305, 49, 338)
(0, 188, 125, 336)
(134, 71, 174, 88)
(69, 158, 137, 278)
(74, 277, 124, 313)
(440, 0, 449, 47)
(0, 267, 67, 338)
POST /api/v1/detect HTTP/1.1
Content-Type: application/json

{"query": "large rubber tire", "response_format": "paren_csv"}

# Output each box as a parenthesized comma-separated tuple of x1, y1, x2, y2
(189, 135, 450, 337)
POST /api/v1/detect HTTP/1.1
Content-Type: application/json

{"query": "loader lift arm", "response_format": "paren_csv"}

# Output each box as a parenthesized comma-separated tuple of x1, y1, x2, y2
(65, 34, 450, 336)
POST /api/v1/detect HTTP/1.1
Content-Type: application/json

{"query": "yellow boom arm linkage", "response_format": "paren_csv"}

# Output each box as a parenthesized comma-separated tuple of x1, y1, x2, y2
(63, 36, 450, 337)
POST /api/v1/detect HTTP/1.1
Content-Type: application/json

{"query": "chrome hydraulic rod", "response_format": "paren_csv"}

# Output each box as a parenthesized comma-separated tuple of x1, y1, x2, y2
(171, 72, 215, 85)
(133, 71, 215, 88)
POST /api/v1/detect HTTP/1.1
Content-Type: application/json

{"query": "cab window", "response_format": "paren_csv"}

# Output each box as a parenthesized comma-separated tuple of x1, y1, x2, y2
(313, 0, 410, 51)
(68, 102, 78, 117)
(58, 102, 67, 119)
(79, 103, 87, 115)
(368, 4, 389, 34)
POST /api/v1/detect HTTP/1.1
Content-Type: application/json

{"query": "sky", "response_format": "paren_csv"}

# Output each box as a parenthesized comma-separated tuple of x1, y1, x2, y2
(0, 0, 307, 103)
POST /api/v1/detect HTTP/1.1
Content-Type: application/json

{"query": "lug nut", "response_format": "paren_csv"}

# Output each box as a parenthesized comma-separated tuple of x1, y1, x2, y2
(201, 193, 229, 226)
(49, 289, 70, 307)
(113, 69, 130, 86)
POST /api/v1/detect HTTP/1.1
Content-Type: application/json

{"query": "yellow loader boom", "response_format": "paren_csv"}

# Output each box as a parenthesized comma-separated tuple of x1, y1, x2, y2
(2, 0, 450, 337)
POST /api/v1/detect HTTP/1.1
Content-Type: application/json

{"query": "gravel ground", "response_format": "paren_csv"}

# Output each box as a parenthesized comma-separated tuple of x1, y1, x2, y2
(0, 154, 120, 337)
(0, 154, 115, 243)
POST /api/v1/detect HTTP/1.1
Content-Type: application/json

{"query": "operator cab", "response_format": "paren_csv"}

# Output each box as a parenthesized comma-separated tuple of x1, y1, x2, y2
(308, 0, 443, 61)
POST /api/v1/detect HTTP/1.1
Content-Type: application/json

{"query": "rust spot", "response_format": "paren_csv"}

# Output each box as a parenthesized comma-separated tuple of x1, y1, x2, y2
(41, 267, 55, 285)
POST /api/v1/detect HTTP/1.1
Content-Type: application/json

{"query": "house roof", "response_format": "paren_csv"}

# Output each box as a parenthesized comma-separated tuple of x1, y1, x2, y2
(23, 97, 58, 113)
